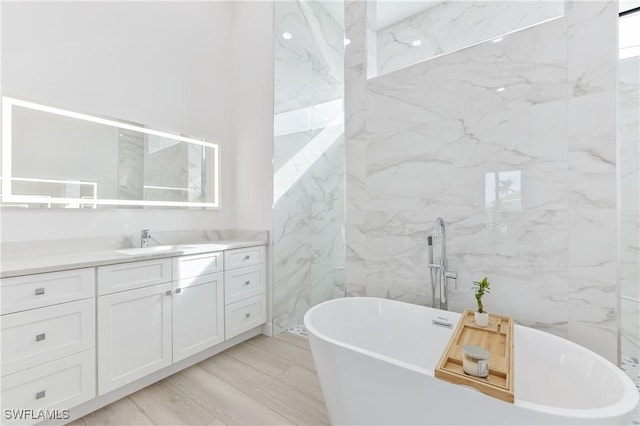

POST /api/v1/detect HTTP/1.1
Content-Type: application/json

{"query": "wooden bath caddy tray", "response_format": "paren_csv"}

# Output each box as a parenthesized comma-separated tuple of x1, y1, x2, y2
(434, 310, 514, 403)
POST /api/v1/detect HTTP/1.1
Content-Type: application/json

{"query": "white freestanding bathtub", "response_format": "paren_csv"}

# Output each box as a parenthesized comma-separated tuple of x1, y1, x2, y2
(304, 297, 639, 425)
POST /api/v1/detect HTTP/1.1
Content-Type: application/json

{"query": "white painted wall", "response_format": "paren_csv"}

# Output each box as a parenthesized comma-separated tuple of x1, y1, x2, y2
(229, 0, 275, 335)
(231, 1, 274, 232)
(0, 1, 270, 242)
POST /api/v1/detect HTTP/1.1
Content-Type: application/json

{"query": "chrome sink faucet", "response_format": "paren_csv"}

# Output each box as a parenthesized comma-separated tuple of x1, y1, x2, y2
(428, 218, 457, 310)
(141, 229, 151, 248)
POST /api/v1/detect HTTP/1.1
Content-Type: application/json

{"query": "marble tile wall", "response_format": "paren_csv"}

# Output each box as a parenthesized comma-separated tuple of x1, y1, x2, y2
(344, 0, 369, 297)
(272, 0, 345, 334)
(345, 0, 620, 361)
(566, 0, 618, 362)
(619, 56, 640, 360)
(375, 0, 564, 76)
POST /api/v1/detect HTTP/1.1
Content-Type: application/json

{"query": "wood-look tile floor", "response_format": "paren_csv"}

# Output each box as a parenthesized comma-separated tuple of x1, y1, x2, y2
(70, 333, 329, 426)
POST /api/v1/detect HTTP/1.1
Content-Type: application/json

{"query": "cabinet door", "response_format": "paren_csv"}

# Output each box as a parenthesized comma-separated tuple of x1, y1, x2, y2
(97, 282, 172, 395)
(172, 272, 224, 363)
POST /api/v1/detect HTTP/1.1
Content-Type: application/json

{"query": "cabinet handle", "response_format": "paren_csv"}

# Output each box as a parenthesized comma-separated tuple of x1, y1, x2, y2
(35, 390, 45, 400)
(165, 290, 172, 296)
(175, 288, 182, 294)
(244, 255, 250, 260)
(245, 313, 251, 318)
(35, 333, 46, 342)
(35, 288, 45, 296)
(244, 280, 250, 286)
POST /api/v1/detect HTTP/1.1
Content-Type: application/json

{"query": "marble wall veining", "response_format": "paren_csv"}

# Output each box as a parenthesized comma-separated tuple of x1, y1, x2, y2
(345, 0, 619, 361)
(374, 0, 564, 76)
(566, 0, 618, 361)
(272, 0, 345, 334)
(619, 56, 640, 361)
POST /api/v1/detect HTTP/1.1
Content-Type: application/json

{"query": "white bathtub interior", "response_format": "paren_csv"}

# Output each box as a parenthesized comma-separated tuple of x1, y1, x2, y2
(307, 297, 457, 370)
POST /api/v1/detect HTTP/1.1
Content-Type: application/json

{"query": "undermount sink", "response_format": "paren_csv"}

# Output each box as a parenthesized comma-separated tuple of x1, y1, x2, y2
(116, 245, 193, 255)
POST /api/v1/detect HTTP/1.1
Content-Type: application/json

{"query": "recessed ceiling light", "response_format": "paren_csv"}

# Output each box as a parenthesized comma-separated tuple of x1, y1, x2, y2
(282, 32, 293, 40)
(412, 39, 422, 47)
(492, 37, 503, 43)
(344, 38, 351, 46)
(497, 87, 506, 92)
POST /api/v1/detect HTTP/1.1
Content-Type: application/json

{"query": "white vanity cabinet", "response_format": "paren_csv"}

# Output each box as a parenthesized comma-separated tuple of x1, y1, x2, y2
(223, 246, 267, 339)
(172, 252, 224, 362)
(1, 242, 267, 423)
(97, 252, 225, 394)
(0, 268, 96, 422)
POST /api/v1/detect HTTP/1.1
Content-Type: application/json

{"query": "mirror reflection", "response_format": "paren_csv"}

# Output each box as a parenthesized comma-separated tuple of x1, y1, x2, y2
(1, 97, 219, 208)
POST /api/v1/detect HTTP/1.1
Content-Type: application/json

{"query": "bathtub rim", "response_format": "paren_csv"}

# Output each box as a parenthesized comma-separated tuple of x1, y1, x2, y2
(304, 296, 639, 421)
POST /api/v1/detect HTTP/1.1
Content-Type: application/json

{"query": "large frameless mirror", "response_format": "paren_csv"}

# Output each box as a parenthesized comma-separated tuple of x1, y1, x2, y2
(1, 97, 219, 208)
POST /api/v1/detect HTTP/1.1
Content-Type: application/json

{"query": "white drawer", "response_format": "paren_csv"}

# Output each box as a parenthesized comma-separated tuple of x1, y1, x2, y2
(0, 268, 95, 315)
(98, 258, 171, 295)
(1, 349, 95, 424)
(224, 263, 265, 305)
(225, 294, 266, 339)
(224, 246, 265, 270)
(1, 299, 95, 377)
(173, 252, 223, 280)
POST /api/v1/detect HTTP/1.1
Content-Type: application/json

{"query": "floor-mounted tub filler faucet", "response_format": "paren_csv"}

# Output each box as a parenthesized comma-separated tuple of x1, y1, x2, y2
(141, 229, 151, 248)
(428, 218, 457, 310)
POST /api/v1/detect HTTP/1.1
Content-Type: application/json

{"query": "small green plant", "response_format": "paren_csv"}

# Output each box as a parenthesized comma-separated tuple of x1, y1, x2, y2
(472, 277, 491, 313)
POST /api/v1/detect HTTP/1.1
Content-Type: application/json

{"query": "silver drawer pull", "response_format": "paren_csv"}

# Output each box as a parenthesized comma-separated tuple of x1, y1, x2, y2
(36, 333, 46, 342)
(35, 390, 46, 400)
(165, 290, 172, 296)
(244, 280, 251, 286)
(244, 255, 250, 260)
(245, 313, 251, 318)
(175, 288, 182, 294)
(35, 288, 45, 296)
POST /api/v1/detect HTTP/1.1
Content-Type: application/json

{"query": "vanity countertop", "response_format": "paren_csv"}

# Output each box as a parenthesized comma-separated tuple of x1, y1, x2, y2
(0, 239, 266, 278)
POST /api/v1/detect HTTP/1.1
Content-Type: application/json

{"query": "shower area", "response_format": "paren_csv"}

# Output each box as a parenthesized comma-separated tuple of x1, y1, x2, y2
(269, 1, 639, 392)
(272, 0, 345, 334)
